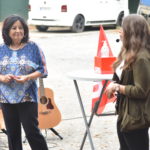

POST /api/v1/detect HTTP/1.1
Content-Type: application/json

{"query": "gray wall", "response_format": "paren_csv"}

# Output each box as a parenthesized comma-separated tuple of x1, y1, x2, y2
(0, 0, 29, 21)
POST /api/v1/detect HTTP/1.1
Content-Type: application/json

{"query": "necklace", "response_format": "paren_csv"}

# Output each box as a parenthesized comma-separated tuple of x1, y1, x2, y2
(9, 43, 24, 50)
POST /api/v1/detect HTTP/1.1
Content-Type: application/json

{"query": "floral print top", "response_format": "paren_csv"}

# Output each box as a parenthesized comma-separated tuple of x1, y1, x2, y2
(0, 41, 48, 103)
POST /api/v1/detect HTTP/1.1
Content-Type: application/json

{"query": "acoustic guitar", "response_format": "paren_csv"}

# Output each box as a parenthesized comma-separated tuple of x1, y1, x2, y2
(38, 78, 61, 129)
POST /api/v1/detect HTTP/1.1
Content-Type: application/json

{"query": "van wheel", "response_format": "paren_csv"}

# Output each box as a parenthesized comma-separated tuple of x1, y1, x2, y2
(71, 15, 85, 33)
(117, 12, 124, 26)
(36, 26, 49, 32)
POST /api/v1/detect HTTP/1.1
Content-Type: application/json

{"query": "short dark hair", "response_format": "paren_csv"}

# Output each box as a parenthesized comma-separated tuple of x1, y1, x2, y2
(2, 14, 29, 45)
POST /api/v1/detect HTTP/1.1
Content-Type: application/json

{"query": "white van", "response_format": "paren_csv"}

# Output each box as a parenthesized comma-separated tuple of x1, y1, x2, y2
(28, 0, 129, 32)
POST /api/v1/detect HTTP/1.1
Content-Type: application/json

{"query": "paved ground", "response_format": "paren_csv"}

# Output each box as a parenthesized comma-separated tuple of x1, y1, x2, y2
(0, 25, 121, 150)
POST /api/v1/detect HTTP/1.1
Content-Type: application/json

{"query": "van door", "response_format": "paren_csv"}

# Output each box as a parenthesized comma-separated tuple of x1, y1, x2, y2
(84, 0, 105, 22)
(100, 0, 122, 21)
(29, 0, 60, 21)
(85, 0, 122, 24)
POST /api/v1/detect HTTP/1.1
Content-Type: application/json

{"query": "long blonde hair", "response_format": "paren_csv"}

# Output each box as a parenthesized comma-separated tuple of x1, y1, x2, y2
(113, 14, 150, 71)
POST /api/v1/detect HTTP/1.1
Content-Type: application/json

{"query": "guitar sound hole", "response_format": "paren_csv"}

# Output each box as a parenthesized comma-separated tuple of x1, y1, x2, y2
(40, 96, 48, 104)
(47, 98, 54, 109)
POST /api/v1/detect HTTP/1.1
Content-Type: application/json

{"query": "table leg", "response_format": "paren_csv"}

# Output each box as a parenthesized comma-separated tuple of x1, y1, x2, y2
(73, 80, 95, 150)
(80, 80, 108, 150)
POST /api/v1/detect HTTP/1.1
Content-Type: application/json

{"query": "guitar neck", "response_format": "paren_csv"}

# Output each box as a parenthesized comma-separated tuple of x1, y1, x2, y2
(39, 78, 45, 97)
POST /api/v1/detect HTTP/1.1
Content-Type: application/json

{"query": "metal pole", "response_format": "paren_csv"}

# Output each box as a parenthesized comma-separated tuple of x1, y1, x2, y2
(80, 80, 108, 150)
(73, 80, 95, 150)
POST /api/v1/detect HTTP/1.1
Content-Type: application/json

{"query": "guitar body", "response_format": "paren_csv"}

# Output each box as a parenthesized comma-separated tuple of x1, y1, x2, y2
(38, 87, 61, 129)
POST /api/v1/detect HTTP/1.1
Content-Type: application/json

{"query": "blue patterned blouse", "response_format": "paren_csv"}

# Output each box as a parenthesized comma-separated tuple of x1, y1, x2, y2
(0, 41, 48, 104)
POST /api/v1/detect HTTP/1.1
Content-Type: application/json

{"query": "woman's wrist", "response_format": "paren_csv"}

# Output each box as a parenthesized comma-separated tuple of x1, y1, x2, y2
(0, 74, 5, 82)
(26, 75, 31, 81)
(114, 83, 120, 92)
(114, 84, 125, 94)
(26, 72, 42, 81)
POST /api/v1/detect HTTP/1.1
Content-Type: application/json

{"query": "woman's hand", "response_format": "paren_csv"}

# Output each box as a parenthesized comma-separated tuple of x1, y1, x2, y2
(14, 72, 42, 83)
(0, 74, 15, 83)
(105, 82, 117, 99)
(13, 75, 29, 83)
